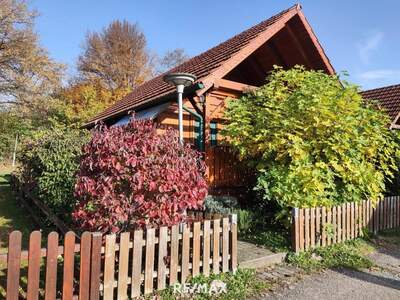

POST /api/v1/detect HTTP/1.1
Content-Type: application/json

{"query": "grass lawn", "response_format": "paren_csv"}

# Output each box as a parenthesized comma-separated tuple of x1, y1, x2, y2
(0, 164, 36, 253)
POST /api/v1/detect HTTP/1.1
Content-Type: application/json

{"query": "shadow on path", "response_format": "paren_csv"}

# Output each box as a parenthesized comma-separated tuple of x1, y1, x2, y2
(334, 267, 400, 291)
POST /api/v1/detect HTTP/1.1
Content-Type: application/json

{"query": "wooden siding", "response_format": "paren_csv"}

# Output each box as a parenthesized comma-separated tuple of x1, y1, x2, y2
(156, 100, 198, 144)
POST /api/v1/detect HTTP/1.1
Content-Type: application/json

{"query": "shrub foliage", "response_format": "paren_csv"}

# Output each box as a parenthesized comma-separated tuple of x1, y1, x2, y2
(222, 66, 399, 215)
(73, 118, 208, 233)
(17, 125, 89, 219)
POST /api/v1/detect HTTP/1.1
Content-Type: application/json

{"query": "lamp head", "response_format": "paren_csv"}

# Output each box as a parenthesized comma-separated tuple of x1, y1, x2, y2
(163, 73, 197, 88)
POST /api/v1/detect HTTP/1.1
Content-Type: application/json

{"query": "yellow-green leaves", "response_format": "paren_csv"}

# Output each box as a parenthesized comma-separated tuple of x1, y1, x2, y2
(222, 66, 399, 212)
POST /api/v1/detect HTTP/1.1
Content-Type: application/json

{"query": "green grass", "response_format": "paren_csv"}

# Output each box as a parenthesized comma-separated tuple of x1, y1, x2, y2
(159, 268, 269, 300)
(0, 165, 36, 253)
(287, 238, 375, 273)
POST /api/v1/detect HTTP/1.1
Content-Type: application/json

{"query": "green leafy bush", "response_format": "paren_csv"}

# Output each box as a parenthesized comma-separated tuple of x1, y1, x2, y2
(16, 124, 89, 220)
(223, 66, 399, 217)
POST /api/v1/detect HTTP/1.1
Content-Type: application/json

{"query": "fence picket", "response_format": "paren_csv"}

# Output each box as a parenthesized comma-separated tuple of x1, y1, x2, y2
(337, 206, 341, 243)
(79, 232, 92, 300)
(131, 230, 143, 298)
(27, 231, 41, 300)
(6, 231, 22, 300)
(144, 228, 156, 294)
(327, 208, 332, 246)
(90, 233, 102, 300)
(222, 218, 229, 272)
(203, 220, 211, 276)
(292, 208, 300, 252)
(230, 215, 238, 272)
(341, 204, 346, 242)
(117, 232, 130, 299)
(397, 197, 400, 227)
(332, 207, 337, 244)
(304, 209, 310, 250)
(104, 234, 116, 299)
(181, 224, 191, 282)
(62, 231, 75, 300)
(310, 208, 315, 248)
(169, 225, 179, 285)
(354, 202, 359, 238)
(212, 219, 221, 274)
(299, 209, 305, 250)
(45, 232, 58, 300)
(316, 207, 321, 247)
(192, 222, 201, 276)
(157, 227, 168, 291)
(321, 207, 326, 247)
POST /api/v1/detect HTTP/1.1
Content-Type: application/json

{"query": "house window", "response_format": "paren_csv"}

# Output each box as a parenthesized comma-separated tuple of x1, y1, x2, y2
(210, 121, 218, 146)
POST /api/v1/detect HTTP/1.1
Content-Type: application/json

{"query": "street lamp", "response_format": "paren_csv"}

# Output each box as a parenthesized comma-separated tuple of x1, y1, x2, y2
(163, 72, 197, 144)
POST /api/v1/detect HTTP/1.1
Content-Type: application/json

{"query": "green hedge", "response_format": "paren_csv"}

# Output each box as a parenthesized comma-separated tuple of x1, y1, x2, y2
(16, 125, 89, 222)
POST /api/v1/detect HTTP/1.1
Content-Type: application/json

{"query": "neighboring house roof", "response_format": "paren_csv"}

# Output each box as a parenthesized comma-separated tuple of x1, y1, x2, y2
(361, 84, 400, 127)
(86, 3, 334, 127)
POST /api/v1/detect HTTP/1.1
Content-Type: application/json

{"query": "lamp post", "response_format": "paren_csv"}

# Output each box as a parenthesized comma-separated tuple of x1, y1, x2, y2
(163, 73, 197, 144)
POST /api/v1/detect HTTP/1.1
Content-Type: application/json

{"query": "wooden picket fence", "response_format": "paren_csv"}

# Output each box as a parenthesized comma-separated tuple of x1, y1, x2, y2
(292, 196, 400, 252)
(0, 215, 237, 299)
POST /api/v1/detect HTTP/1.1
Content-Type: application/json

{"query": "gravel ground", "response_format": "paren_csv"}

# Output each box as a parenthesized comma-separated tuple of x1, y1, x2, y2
(263, 237, 400, 300)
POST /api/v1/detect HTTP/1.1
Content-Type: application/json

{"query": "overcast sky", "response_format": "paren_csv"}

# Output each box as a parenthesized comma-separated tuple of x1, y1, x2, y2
(30, 0, 400, 90)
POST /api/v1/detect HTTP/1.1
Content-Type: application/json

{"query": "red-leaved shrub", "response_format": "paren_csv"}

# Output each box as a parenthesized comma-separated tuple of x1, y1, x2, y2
(73, 118, 208, 233)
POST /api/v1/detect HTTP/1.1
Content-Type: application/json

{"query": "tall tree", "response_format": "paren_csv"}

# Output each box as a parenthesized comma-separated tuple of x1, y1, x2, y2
(0, 0, 64, 111)
(78, 20, 153, 90)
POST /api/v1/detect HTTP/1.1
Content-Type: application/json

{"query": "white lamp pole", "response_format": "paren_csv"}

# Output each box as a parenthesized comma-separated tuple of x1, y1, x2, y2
(163, 73, 197, 144)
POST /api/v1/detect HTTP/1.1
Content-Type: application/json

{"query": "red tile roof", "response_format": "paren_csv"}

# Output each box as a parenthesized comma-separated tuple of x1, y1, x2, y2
(86, 4, 301, 126)
(361, 84, 400, 123)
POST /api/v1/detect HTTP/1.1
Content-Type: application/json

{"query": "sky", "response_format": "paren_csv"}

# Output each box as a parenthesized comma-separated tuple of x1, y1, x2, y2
(30, 0, 400, 90)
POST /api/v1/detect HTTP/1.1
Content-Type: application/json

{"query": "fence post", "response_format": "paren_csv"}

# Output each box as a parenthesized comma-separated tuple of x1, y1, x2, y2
(291, 208, 299, 252)
(230, 214, 238, 273)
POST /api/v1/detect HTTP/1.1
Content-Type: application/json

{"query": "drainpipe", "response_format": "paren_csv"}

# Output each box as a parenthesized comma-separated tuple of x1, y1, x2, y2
(179, 102, 204, 151)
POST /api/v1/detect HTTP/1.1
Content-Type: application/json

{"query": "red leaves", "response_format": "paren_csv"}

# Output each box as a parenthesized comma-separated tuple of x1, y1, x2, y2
(73, 117, 208, 233)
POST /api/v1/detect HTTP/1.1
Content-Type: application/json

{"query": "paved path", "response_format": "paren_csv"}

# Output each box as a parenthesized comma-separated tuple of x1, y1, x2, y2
(263, 239, 400, 300)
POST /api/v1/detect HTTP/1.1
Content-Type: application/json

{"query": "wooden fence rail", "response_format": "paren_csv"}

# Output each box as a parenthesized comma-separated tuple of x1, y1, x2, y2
(0, 215, 237, 299)
(292, 196, 400, 252)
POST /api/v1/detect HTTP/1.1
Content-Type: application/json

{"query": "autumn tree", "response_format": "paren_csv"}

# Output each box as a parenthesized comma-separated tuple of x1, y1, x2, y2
(58, 79, 131, 123)
(0, 0, 64, 161)
(78, 20, 153, 90)
(0, 0, 64, 110)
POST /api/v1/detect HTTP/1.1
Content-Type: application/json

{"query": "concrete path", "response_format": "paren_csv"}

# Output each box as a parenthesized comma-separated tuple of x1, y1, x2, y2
(263, 238, 400, 300)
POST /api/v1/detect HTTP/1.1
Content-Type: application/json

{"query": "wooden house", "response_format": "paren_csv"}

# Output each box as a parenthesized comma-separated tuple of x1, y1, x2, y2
(86, 4, 335, 193)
